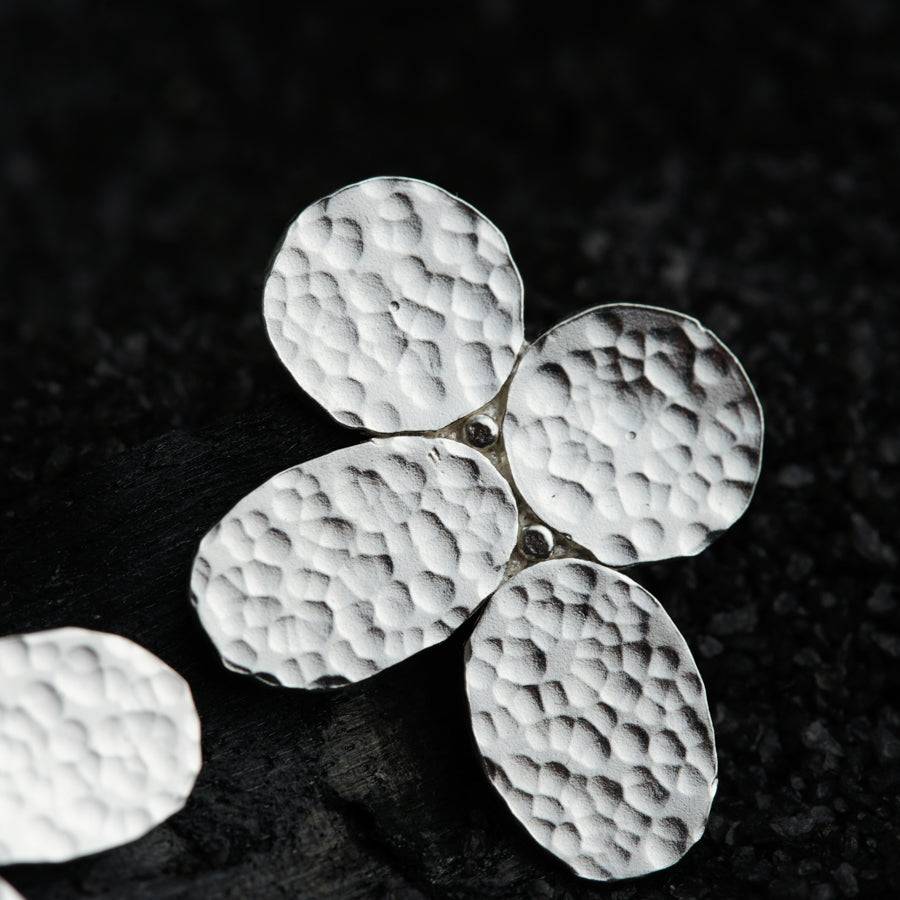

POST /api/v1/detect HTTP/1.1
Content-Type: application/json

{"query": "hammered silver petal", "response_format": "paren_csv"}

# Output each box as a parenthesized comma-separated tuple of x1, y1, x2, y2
(264, 176, 525, 433)
(503, 304, 763, 566)
(191, 436, 519, 688)
(466, 559, 717, 881)
(0, 628, 202, 865)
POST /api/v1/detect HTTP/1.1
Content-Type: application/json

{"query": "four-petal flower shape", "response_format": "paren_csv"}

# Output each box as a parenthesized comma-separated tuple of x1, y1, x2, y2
(190, 177, 763, 881)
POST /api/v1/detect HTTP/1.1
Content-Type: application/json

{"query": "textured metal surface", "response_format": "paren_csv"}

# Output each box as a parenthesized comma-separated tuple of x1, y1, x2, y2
(264, 177, 524, 433)
(0, 878, 24, 900)
(466, 559, 717, 881)
(191, 436, 518, 688)
(0, 628, 202, 865)
(503, 304, 763, 566)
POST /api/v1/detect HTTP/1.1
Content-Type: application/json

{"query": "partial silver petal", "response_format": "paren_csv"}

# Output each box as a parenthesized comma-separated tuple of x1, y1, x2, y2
(0, 878, 24, 900)
(466, 559, 717, 881)
(0, 628, 202, 865)
(504, 304, 763, 566)
(264, 176, 524, 433)
(192, 437, 518, 688)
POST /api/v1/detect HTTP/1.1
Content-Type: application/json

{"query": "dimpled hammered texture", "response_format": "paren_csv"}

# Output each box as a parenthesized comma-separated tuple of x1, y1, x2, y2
(264, 177, 524, 433)
(191, 437, 518, 688)
(466, 560, 717, 881)
(0, 628, 202, 865)
(185, 178, 767, 882)
(504, 304, 763, 567)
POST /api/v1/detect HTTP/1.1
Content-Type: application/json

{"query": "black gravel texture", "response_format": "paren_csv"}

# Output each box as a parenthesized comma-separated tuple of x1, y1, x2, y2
(2, 2, 899, 898)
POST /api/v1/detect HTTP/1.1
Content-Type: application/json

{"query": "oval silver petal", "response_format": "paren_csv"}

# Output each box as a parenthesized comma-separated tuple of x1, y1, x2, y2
(504, 304, 763, 566)
(264, 176, 525, 433)
(0, 628, 202, 865)
(466, 559, 717, 881)
(191, 437, 518, 688)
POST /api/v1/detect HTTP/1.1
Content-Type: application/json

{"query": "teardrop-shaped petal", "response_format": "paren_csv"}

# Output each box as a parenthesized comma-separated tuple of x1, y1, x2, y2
(191, 436, 519, 688)
(466, 559, 717, 881)
(264, 176, 525, 433)
(503, 304, 763, 566)
(0, 628, 202, 865)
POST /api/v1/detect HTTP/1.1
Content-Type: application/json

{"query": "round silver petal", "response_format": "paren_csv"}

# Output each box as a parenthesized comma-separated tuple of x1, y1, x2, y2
(264, 176, 524, 433)
(504, 304, 763, 566)
(466, 559, 717, 881)
(0, 628, 202, 865)
(191, 437, 518, 688)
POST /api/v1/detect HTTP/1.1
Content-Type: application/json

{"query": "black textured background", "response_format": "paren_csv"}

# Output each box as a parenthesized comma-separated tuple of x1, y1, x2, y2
(2, 2, 899, 898)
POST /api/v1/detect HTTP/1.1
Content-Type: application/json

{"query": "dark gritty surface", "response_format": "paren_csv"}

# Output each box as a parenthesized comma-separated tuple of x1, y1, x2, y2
(1, 1, 899, 897)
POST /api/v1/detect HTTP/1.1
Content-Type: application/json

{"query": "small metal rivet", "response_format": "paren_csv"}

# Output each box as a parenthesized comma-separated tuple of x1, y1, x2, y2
(464, 414, 499, 449)
(521, 524, 554, 559)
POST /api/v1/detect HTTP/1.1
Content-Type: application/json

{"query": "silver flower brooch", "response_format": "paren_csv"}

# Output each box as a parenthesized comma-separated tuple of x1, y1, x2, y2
(190, 177, 764, 881)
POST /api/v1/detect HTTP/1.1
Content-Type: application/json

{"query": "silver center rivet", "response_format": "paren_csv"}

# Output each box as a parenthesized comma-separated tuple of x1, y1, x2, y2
(520, 523, 554, 559)
(463, 414, 499, 449)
